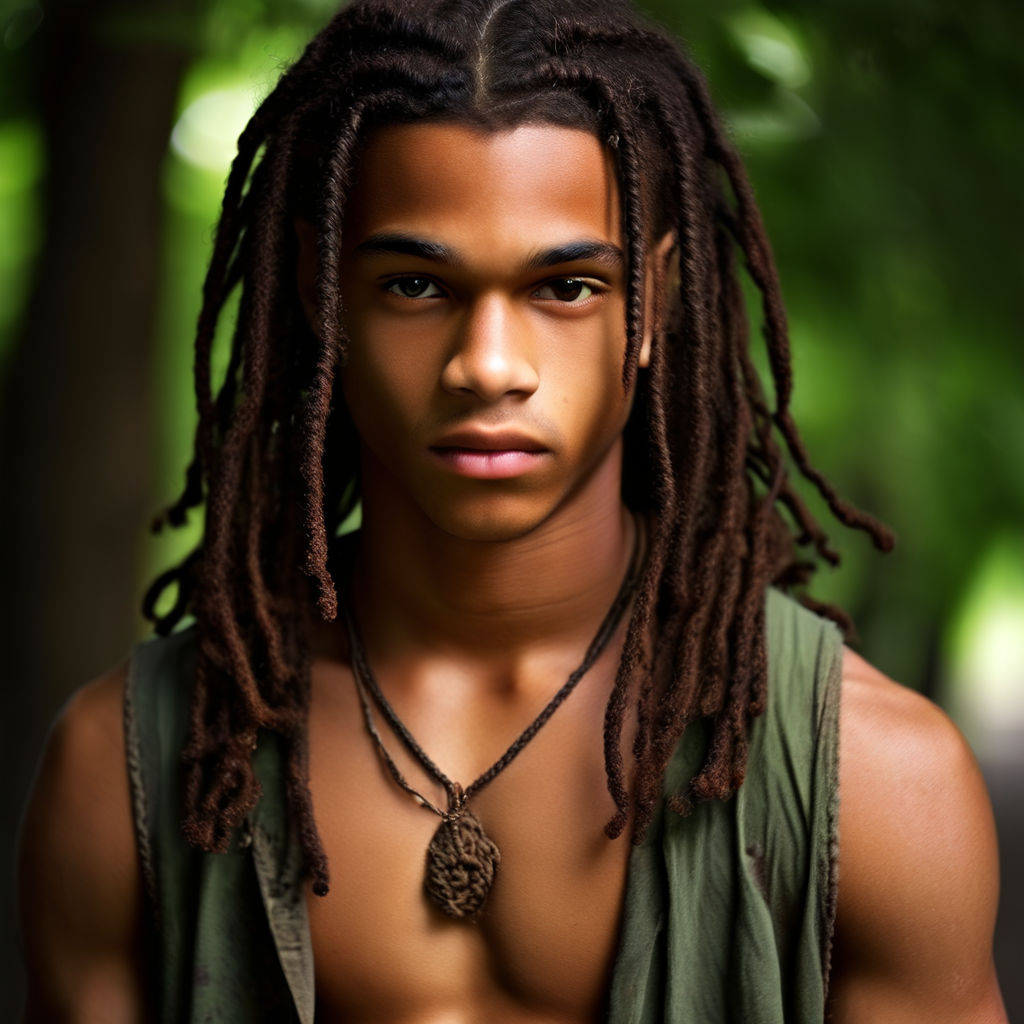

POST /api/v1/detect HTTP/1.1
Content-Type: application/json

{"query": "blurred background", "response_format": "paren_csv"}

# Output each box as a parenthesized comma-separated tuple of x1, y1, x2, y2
(1, 0, 1021, 1015)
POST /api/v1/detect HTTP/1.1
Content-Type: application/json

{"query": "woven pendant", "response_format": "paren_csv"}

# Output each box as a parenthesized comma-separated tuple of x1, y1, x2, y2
(424, 807, 501, 920)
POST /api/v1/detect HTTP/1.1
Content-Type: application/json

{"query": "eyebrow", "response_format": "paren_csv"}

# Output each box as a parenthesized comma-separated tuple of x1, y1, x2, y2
(526, 240, 624, 270)
(355, 233, 452, 262)
(354, 232, 625, 271)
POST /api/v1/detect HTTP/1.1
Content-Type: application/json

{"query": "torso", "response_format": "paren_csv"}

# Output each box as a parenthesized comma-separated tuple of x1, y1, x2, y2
(26, 605, 1004, 1022)
(304, 638, 634, 1023)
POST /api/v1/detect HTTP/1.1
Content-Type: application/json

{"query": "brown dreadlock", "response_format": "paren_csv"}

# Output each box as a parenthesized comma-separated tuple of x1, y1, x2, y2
(145, 0, 893, 897)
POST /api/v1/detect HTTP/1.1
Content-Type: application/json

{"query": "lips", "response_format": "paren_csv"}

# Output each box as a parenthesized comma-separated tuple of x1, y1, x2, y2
(430, 427, 547, 453)
(429, 426, 549, 479)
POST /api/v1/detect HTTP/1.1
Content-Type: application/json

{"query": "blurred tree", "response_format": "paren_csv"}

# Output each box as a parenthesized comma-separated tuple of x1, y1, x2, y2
(0, 0, 196, 1014)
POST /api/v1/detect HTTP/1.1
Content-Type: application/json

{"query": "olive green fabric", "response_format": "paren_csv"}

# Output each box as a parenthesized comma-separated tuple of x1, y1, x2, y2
(606, 588, 842, 1022)
(125, 588, 841, 1022)
(125, 630, 314, 1023)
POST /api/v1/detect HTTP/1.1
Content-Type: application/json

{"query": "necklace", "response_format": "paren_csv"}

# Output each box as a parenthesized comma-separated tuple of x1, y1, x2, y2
(344, 527, 643, 920)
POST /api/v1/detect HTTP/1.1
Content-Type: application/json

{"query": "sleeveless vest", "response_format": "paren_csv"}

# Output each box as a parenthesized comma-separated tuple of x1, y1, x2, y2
(125, 588, 841, 1022)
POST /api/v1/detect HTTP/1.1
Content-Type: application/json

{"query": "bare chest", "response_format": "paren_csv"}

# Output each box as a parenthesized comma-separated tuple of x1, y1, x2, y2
(304, 657, 632, 1024)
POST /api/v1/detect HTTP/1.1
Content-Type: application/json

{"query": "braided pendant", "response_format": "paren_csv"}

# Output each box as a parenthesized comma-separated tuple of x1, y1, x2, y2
(424, 806, 501, 920)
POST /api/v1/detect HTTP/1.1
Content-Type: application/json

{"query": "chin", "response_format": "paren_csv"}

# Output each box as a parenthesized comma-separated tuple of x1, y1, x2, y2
(422, 497, 558, 544)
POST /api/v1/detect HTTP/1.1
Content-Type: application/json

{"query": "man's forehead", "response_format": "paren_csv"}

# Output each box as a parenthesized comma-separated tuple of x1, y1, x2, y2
(341, 120, 624, 256)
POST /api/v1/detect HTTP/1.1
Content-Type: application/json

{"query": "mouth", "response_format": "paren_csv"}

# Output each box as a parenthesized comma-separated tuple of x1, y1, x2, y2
(429, 428, 549, 479)
(431, 428, 547, 453)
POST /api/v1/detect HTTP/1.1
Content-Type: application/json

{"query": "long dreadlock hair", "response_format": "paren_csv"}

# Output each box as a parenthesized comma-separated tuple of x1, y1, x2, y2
(145, 0, 893, 897)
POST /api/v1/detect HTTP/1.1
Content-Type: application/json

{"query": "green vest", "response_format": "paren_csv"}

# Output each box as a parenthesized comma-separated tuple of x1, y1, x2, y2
(126, 588, 841, 1022)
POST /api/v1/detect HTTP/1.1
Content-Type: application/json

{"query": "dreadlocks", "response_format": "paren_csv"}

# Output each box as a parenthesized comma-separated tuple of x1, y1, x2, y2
(145, 0, 893, 897)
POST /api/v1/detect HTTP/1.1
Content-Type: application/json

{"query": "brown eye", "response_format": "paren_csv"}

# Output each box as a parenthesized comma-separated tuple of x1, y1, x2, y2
(387, 277, 442, 299)
(535, 278, 595, 303)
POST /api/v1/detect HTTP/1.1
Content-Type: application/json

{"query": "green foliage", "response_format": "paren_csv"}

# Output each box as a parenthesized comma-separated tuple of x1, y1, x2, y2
(0, 119, 40, 367)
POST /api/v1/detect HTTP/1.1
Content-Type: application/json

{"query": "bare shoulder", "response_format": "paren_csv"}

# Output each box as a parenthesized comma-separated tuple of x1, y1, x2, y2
(829, 647, 1006, 1023)
(837, 647, 987, 814)
(18, 664, 148, 1021)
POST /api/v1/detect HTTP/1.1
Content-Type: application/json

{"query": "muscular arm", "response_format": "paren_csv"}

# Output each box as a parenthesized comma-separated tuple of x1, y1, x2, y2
(828, 649, 1006, 1023)
(17, 666, 149, 1022)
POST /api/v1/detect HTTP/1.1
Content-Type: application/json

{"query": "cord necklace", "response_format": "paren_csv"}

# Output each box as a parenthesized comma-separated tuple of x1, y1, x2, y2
(344, 526, 643, 920)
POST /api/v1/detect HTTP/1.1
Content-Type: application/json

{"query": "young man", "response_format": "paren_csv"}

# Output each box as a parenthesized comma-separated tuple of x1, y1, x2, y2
(18, 0, 1005, 1020)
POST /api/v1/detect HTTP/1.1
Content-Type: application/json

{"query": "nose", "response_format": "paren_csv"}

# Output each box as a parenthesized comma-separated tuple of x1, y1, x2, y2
(440, 295, 540, 401)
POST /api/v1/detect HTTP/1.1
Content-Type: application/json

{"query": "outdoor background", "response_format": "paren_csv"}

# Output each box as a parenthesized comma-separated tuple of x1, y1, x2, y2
(1, 0, 1021, 1015)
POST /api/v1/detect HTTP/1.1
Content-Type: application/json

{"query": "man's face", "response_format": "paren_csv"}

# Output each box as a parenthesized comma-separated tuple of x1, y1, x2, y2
(326, 121, 644, 541)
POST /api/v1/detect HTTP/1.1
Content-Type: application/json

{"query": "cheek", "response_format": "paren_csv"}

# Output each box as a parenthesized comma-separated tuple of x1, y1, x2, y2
(554, 326, 631, 423)
(347, 306, 457, 407)
(340, 305, 443, 421)
(339, 341, 423, 445)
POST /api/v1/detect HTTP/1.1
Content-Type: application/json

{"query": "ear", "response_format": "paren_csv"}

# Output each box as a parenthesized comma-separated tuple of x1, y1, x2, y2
(295, 217, 319, 331)
(640, 230, 677, 369)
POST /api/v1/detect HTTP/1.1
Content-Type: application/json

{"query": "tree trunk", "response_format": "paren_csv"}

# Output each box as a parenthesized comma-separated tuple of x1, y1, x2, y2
(0, 0, 193, 1012)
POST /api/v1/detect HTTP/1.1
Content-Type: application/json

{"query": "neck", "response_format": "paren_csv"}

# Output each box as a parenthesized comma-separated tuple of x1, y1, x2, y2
(348, 451, 637, 661)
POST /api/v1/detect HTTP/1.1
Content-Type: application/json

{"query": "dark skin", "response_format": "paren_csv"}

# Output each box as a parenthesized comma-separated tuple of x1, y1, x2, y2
(18, 124, 1006, 1022)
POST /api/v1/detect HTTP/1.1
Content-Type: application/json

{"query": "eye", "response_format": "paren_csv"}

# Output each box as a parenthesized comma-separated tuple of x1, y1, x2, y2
(533, 278, 597, 304)
(385, 276, 444, 299)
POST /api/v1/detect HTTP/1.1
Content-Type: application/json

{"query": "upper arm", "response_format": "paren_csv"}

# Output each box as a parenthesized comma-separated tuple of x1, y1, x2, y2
(828, 648, 1006, 1023)
(17, 665, 149, 1022)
